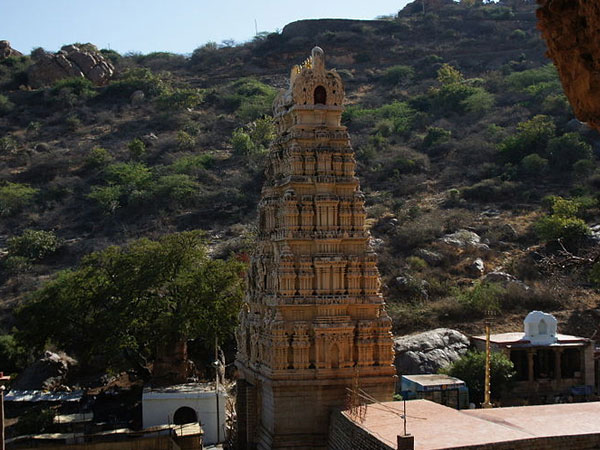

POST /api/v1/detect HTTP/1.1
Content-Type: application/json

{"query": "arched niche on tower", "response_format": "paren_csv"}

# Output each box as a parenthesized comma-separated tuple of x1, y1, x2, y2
(314, 85, 327, 105)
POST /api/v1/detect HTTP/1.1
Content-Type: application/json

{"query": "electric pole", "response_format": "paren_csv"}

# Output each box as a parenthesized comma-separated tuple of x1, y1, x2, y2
(482, 313, 494, 408)
(1, 372, 11, 450)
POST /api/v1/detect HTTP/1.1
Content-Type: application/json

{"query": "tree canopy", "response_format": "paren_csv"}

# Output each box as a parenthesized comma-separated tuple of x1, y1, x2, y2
(16, 231, 246, 372)
(440, 350, 515, 404)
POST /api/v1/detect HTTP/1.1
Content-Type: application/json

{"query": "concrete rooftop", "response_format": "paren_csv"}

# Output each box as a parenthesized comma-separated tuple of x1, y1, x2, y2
(471, 332, 589, 346)
(345, 399, 600, 450)
(402, 374, 465, 387)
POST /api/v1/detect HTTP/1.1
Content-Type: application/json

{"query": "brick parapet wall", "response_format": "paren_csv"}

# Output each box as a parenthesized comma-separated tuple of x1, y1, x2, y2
(447, 433, 600, 450)
(328, 410, 600, 450)
(328, 411, 394, 450)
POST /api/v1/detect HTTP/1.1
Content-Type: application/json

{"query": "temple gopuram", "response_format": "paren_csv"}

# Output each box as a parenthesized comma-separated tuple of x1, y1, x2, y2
(235, 47, 396, 450)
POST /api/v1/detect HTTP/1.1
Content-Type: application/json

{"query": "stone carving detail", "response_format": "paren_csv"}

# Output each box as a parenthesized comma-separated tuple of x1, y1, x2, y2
(236, 47, 396, 449)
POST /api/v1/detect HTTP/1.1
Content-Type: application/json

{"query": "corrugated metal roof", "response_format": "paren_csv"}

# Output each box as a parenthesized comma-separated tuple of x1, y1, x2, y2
(5, 390, 84, 402)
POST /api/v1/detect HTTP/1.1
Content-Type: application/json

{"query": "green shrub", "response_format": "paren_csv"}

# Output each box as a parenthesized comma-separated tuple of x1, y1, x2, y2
(541, 196, 582, 217)
(546, 133, 592, 171)
(0, 182, 39, 216)
(505, 64, 559, 92)
(136, 52, 186, 71)
(86, 147, 113, 168)
(152, 174, 200, 206)
(0, 334, 26, 373)
(519, 153, 548, 177)
(176, 131, 196, 150)
(0, 54, 32, 89)
(382, 65, 415, 84)
(89, 160, 203, 212)
(535, 196, 590, 244)
(406, 256, 427, 270)
(374, 119, 394, 137)
(103, 68, 168, 99)
(190, 41, 223, 66)
(222, 78, 277, 121)
(8, 229, 62, 261)
(3, 256, 32, 276)
(454, 282, 505, 315)
(89, 162, 154, 210)
(87, 185, 121, 214)
(156, 88, 204, 111)
(483, 5, 514, 20)
(498, 115, 556, 164)
(343, 101, 416, 135)
(573, 159, 595, 177)
(100, 48, 122, 64)
(534, 215, 589, 244)
(440, 351, 515, 404)
(422, 127, 451, 149)
(104, 162, 152, 191)
(0, 93, 14, 114)
(27, 121, 42, 134)
(127, 138, 146, 160)
(510, 29, 527, 40)
(541, 94, 570, 115)
(64, 113, 81, 131)
(462, 178, 519, 202)
(170, 154, 216, 174)
(505, 64, 562, 103)
(589, 262, 600, 287)
(231, 128, 255, 156)
(437, 63, 464, 85)
(0, 135, 17, 153)
(248, 117, 275, 150)
(461, 88, 495, 113)
(430, 83, 483, 114)
(51, 77, 96, 105)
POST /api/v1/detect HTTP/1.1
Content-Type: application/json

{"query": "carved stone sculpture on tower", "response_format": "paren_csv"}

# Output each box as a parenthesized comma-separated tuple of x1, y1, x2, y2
(235, 47, 396, 450)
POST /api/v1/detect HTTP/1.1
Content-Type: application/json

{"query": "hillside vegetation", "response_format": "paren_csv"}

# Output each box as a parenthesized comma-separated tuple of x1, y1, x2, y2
(0, 0, 599, 374)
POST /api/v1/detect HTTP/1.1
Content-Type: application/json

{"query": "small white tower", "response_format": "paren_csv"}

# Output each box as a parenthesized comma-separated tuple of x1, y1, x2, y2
(523, 311, 557, 345)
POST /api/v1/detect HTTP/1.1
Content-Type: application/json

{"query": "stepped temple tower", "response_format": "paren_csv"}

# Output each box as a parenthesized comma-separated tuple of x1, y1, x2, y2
(235, 47, 396, 450)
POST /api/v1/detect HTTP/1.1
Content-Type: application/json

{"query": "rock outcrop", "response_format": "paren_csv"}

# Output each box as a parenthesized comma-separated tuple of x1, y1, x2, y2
(27, 44, 114, 88)
(536, 0, 600, 131)
(0, 40, 22, 59)
(438, 229, 489, 250)
(394, 328, 469, 380)
(11, 351, 77, 390)
(483, 271, 529, 291)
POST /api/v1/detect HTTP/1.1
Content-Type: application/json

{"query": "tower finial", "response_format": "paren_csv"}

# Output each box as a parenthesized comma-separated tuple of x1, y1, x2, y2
(312, 46, 325, 73)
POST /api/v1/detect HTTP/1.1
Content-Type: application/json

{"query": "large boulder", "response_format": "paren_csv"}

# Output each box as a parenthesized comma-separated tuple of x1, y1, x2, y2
(394, 328, 469, 379)
(11, 351, 77, 390)
(0, 40, 22, 59)
(537, 0, 600, 131)
(414, 248, 443, 266)
(438, 229, 489, 250)
(483, 271, 529, 291)
(27, 44, 114, 88)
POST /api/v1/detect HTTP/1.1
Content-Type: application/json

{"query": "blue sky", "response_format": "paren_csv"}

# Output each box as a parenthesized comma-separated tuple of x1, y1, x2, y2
(4, 0, 412, 55)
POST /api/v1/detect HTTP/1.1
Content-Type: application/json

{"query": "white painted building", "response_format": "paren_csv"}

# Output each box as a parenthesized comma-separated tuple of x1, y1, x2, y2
(142, 383, 226, 445)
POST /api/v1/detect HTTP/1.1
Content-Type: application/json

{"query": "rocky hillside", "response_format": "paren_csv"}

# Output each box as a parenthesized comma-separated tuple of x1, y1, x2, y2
(0, 0, 599, 354)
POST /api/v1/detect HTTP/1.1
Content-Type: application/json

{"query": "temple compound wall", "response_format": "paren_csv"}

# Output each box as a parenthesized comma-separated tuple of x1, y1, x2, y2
(235, 47, 396, 449)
